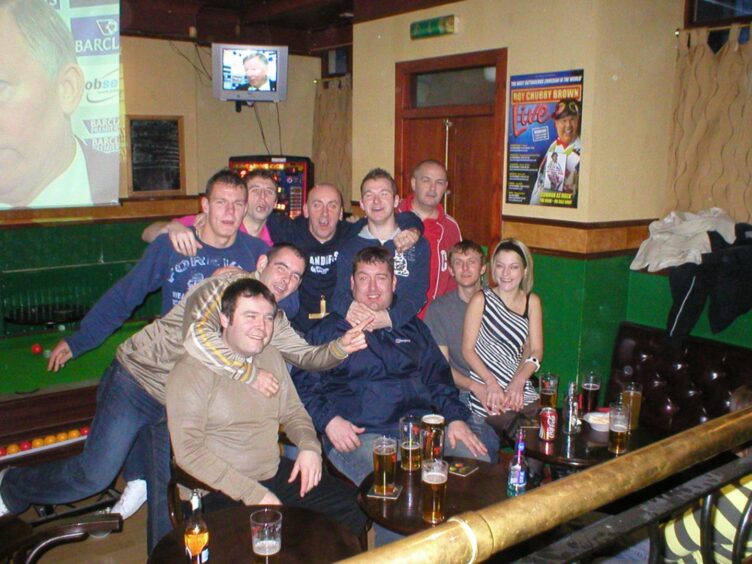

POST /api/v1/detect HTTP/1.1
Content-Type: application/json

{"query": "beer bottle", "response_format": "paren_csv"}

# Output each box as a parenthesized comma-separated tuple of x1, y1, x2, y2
(184, 490, 209, 563)
(563, 381, 581, 435)
(507, 429, 527, 496)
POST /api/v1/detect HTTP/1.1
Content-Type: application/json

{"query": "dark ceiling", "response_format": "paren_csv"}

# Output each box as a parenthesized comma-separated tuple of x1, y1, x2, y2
(121, 0, 459, 54)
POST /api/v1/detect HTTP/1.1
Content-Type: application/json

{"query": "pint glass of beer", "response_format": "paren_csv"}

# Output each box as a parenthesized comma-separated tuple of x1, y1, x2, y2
(400, 415, 421, 472)
(421, 459, 449, 524)
(621, 382, 642, 431)
(372, 436, 397, 495)
(581, 371, 601, 414)
(540, 373, 558, 409)
(420, 414, 445, 463)
(608, 403, 629, 455)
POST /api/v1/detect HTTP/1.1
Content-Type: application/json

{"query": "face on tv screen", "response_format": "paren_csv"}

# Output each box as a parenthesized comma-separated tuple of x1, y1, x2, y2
(222, 48, 279, 93)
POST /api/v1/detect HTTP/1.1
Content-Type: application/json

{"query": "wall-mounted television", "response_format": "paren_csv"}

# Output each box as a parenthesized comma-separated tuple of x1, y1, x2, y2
(212, 43, 289, 103)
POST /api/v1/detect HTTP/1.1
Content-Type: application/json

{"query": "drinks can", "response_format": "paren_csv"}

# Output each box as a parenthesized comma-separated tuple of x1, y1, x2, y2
(539, 407, 557, 441)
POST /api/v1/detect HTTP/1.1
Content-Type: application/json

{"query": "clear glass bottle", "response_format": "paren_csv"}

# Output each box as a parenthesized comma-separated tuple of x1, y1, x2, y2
(507, 429, 528, 496)
(184, 490, 209, 563)
(563, 381, 581, 435)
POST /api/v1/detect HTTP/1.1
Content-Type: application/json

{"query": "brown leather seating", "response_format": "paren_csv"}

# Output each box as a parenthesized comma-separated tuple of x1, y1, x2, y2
(606, 322, 752, 433)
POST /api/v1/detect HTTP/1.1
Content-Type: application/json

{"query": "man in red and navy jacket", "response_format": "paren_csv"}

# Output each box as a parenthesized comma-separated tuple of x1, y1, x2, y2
(397, 159, 462, 317)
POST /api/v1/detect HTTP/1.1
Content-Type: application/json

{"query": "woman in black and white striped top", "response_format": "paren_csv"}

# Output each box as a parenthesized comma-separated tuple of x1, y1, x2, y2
(461, 239, 543, 424)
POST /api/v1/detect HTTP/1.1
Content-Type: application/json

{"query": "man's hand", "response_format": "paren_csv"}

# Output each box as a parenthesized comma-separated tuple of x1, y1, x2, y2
(447, 420, 488, 458)
(259, 491, 282, 505)
(325, 416, 365, 452)
(337, 316, 372, 354)
(166, 221, 202, 257)
(48, 340, 72, 372)
(345, 302, 391, 331)
(288, 450, 322, 497)
(251, 368, 279, 397)
(394, 228, 420, 253)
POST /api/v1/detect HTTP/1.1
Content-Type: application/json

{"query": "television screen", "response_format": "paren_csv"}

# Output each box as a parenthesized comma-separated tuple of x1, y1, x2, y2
(212, 43, 289, 103)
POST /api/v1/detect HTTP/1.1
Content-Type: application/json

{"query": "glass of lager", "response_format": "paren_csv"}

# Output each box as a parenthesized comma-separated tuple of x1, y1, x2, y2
(621, 381, 643, 431)
(420, 414, 445, 463)
(421, 459, 449, 524)
(250, 508, 282, 559)
(540, 373, 558, 409)
(400, 415, 421, 472)
(608, 402, 629, 455)
(372, 436, 398, 495)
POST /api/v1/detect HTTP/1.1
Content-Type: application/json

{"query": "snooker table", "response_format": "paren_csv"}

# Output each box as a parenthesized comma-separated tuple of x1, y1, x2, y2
(0, 321, 147, 470)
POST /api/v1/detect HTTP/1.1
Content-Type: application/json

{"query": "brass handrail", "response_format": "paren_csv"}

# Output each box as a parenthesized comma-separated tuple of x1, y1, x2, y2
(340, 407, 752, 563)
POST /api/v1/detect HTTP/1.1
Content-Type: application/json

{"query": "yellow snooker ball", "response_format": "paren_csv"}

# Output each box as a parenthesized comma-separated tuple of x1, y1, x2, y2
(68, 429, 81, 439)
(56, 432, 69, 442)
(6, 444, 20, 455)
(43, 435, 57, 445)
(31, 438, 44, 448)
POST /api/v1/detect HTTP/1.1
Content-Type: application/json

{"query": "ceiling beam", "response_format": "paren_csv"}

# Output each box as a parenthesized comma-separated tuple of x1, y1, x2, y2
(241, 0, 340, 24)
(353, 0, 461, 24)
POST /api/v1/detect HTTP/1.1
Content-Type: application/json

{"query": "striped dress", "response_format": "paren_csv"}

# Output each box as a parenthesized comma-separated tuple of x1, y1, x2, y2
(467, 288, 539, 418)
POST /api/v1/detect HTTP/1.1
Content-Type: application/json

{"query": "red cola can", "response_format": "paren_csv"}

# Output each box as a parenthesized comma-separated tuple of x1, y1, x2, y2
(539, 407, 557, 442)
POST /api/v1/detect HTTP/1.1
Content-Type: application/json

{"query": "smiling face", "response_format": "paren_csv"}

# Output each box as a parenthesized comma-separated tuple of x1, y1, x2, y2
(411, 162, 448, 211)
(243, 56, 269, 89)
(245, 174, 277, 225)
(201, 182, 248, 242)
(351, 259, 396, 312)
(449, 250, 486, 290)
(304, 183, 342, 243)
(257, 247, 305, 303)
(360, 178, 399, 226)
(0, 9, 81, 205)
(492, 250, 526, 293)
(220, 294, 274, 357)
(555, 114, 579, 147)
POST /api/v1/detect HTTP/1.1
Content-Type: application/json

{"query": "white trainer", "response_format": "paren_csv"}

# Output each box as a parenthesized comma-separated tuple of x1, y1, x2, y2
(0, 468, 9, 516)
(110, 479, 147, 519)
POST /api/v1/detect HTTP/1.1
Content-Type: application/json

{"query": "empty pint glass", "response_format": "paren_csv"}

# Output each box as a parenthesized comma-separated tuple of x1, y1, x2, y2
(608, 403, 629, 455)
(400, 415, 421, 472)
(421, 459, 448, 524)
(372, 436, 397, 495)
(540, 373, 558, 409)
(250, 508, 282, 560)
(420, 414, 445, 463)
(621, 382, 642, 431)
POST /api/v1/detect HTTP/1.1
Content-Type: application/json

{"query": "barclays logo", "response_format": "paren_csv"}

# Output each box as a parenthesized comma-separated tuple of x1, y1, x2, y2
(96, 19, 118, 36)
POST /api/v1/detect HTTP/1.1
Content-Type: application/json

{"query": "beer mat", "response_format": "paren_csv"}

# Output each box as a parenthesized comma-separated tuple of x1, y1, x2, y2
(448, 461, 479, 477)
(366, 484, 403, 500)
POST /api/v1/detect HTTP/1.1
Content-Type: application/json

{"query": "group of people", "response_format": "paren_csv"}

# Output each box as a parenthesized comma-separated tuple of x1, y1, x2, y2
(0, 160, 545, 554)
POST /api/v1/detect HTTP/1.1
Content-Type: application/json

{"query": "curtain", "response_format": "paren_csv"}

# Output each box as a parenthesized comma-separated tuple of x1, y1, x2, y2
(667, 25, 752, 223)
(312, 75, 352, 210)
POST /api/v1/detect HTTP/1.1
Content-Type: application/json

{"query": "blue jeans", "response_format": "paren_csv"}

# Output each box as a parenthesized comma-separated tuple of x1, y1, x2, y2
(0, 360, 171, 553)
(324, 429, 491, 546)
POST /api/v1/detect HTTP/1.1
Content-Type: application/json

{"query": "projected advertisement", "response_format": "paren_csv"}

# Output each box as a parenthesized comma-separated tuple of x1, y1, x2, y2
(0, 0, 120, 210)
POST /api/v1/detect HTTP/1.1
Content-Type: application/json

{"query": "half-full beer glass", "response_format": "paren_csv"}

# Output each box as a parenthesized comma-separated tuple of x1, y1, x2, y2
(608, 402, 629, 455)
(400, 415, 421, 471)
(540, 373, 558, 408)
(372, 436, 397, 495)
(420, 414, 445, 463)
(421, 459, 448, 524)
(621, 382, 642, 431)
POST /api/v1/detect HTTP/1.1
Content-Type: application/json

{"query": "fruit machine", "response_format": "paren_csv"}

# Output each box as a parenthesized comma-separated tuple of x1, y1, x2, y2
(229, 155, 314, 219)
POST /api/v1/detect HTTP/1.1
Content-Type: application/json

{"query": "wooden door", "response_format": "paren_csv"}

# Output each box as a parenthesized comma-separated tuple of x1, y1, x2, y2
(395, 50, 507, 250)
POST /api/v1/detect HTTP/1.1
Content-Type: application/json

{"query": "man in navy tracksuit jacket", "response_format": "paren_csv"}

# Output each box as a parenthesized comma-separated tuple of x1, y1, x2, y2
(292, 247, 488, 486)
(331, 169, 430, 330)
(266, 182, 424, 333)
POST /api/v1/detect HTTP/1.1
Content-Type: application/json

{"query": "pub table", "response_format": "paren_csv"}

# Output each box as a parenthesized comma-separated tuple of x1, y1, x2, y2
(357, 456, 508, 535)
(149, 505, 362, 563)
(523, 417, 666, 470)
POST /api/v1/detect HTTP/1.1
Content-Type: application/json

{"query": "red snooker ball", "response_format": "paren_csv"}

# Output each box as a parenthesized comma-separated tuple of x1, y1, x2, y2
(0, 447, 6, 457)
(19, 441, 32, 451)
(31, 343, 43, 355)
(79, 426, 90, 436)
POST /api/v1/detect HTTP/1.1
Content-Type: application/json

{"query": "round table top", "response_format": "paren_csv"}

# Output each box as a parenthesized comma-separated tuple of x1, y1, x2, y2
(149, 505, 362, 563)
(357, 456, 508, 535)
(523, 419, 666, 468)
